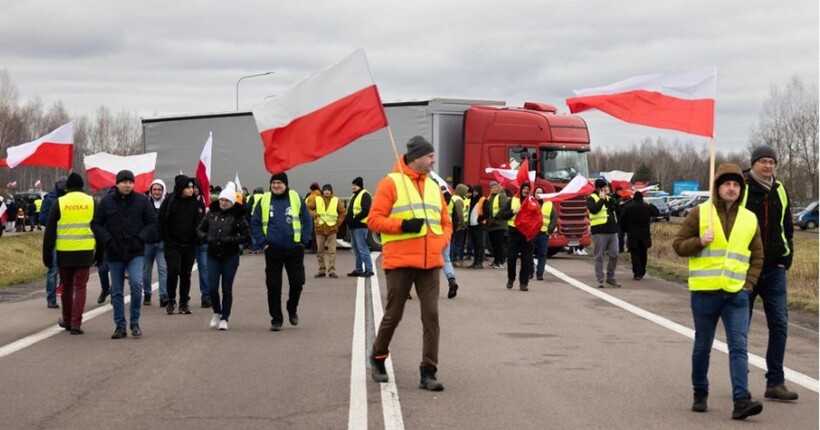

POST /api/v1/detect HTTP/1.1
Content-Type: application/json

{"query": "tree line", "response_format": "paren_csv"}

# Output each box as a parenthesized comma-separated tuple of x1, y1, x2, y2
(1, 70, 816, 204)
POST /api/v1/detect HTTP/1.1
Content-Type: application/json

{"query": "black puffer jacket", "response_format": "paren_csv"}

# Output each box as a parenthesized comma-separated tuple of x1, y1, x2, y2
(91, 189, 158, 262)
(197, 201, 250, 259)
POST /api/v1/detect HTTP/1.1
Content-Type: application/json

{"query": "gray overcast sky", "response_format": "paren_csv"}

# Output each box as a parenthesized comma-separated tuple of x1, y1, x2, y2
(1, 0, 817, 153)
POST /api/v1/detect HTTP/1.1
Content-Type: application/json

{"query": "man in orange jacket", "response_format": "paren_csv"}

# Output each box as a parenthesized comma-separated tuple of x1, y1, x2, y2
(368, 136, 453, 391)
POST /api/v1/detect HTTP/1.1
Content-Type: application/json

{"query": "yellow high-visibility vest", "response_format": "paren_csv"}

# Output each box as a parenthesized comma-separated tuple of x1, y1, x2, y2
(259, 190, 303, 243)
(588, 194, 610, 227)
(450, 195, 470, 224)
(688, 202, 758, 293)
(316, 196, 339, 227)
(351, 189, 369, 224)
(55, 192, 95, 252)
(540, 201, 554, 233)
(380, 173, 443, 245)
(507, 198, 521, 227)
(34, 199, 43, 212)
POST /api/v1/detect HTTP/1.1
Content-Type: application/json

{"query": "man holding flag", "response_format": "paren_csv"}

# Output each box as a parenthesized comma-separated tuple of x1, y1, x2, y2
(588, 179, 621, 288)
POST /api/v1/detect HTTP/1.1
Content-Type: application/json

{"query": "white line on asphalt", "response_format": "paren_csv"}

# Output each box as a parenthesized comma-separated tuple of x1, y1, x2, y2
(544, 265, 820, 393)
(368, 253, 405, 430)
(348, 278, 368, 430)
(0, 279, 160, 359)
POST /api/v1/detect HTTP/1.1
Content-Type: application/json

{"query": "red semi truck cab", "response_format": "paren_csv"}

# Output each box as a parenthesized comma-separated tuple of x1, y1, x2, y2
(462, 102, 592, 254)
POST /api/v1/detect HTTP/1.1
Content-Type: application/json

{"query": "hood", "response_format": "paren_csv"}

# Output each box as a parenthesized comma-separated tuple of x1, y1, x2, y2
(173, 174, 193, 196)
(149, 178, 166, 195)
(455, 184, 469, 197)
(713, 163, 745, 203)
(148, 178, 166, 208)
(472, 185, 484, 198)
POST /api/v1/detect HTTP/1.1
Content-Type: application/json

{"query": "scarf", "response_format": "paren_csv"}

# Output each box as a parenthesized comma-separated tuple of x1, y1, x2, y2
(749, 169, 773, 192)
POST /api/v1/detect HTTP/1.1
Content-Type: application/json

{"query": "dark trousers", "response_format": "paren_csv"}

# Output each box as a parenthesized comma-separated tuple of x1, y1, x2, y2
(468, 225, 485, 264)
(264, 245, 305, 323)
(629, 246, 648, 277)
(59, 267, 89, 328)
(98, 259, 110, 293)
(373, 267, 440, 367)
(449, 229, 466, 262)
(488, 229, 507, 265)
(208, 254, 240, 321)
(165, 244, 196, 304)
(507, 229, 534, 284)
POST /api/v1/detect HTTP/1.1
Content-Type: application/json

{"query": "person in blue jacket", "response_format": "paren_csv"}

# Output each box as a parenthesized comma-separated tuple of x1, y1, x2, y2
(251, 172, 312, 332)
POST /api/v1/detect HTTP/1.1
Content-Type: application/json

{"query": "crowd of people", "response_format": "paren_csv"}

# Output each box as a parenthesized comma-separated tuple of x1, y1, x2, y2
(31, 139, 798, 419)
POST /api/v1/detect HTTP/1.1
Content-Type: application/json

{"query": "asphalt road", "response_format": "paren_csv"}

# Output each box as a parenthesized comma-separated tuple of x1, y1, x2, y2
(0, 249, 817, 429)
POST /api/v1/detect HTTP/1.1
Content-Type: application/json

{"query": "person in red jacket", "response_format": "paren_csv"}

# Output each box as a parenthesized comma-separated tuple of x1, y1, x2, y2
(367, 136, 453, 391)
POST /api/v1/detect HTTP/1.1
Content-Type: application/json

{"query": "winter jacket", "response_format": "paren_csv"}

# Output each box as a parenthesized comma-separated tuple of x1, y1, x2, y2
(90, 189, 158, 262)
(619, 199, 660, 249)
(197, 201, 250, 259)
(251, 187, 313, 250)
(39, 184, 65, 225)
(366, 155, 453, 270)
(672, 163, 764, 290)
(308, 193, 347, 236)
(158, 175, 204, 247)
(347, 189, 372, 230)
(587, 193, 619, 234)
(486, 191, 510, 232)
(742, 170, 794, 270)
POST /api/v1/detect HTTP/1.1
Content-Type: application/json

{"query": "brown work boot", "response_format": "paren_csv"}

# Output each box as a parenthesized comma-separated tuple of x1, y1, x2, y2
(764, 384, 799, 401)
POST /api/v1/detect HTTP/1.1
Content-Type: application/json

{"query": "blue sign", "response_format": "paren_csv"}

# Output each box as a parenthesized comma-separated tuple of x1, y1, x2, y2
(673, 181, 700, 195)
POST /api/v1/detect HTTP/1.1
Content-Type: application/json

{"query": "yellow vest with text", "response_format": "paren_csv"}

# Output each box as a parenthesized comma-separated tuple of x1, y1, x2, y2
(315, 196, 339, 227)
(540, 201, 554, 233)
(688, 202, 757, 292)
(380, 173, 444, 245)
(259, 190, 303, 243)
(55, 192, 95, 252)
(351, 189, 369, 224)
(588, 194, 610, 227)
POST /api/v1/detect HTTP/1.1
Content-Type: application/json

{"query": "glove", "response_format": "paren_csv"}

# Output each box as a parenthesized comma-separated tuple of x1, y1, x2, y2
(401, 218, 425, 233)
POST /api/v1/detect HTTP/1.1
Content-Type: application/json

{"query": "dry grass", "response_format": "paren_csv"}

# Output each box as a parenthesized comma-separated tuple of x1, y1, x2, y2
(0, 232, 47, 288)
(639, 223, 818, 313)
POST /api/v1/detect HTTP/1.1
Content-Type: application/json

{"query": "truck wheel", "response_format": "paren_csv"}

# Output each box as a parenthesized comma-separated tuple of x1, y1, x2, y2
(367, 230, 382, 251)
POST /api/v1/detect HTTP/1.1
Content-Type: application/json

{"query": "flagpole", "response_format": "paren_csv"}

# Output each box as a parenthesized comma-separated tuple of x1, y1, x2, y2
(708, 137, 716, 231)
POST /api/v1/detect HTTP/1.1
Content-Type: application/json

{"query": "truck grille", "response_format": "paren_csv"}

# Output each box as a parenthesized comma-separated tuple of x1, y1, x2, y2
(557, 195, 589, 239)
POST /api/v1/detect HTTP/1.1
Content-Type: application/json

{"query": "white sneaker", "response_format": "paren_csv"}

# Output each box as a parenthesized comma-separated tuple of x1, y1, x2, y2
(579, 249, 589, 256)
(210, 314, 221, 329)
(218, 320, 228, 331)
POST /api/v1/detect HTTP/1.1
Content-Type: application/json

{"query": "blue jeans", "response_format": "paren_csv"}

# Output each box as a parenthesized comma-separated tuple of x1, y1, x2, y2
(196, 244, 209, 301)
(208, 254, 240, 321)
(46, 248, 58, 303)
(349, 228, 373, 273)
(109, 257, 145, 328)
(534, 232, 550, 277)
(143, 242, 167, 298)
(749, 267, 789, 387)
(450, 229, 466, 262)
(442, 241, 455, 281)
(691, 290, 751, 400)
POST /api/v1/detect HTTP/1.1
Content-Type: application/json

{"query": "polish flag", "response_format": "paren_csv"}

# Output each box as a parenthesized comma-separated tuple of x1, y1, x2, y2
(566, 68, 716, 137)
(195, 132, 212, 206)
(536, 175, 596, 203)
(428, 170, 454, 196)
(485, 161, 536, 193)
(83, 152, 157, 193)
(234, 172, 242, 193)
(0, 121, 74, 169)
(252, 49, 388, 173)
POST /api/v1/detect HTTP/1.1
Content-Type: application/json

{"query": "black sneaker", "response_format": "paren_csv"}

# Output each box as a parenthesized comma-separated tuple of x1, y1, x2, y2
(447, 278, 458, 299)
(70, 327, 84, 335)
(179, 303, 192, 314)
(201, 299, 212, 308)
(732, 397, 762, 420)
(270, 321, 283, 331)
(520, 284, 529, 291)
(370, 356, 389, 383)
(288, 313, 299, 326)
(97, 289, 109, 304)
(605, 279, 622, 288)
(47, 301, 59, 309)
(347, 270, 363, 277)
(363, 271, 375, 278)
(143, 295, 152, 306)
(159, 295, 169, 307)
(130, 323, 142, 337)
(419, 365, 444, 391)
(165, 300, 176, 315)
(506, 280, 514, 289)
(111, 326, 128, 339)
(57, 318, 71, 331)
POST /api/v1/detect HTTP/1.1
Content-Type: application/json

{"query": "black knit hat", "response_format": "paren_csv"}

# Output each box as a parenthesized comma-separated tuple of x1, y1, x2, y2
(270, 172, 288, 185)
(65, 172, 84, 190)
(352, 177, 364, 188)
(116, 170, 135, 184)
(751, 146, 777, 165)
(405, 136, 434, 163)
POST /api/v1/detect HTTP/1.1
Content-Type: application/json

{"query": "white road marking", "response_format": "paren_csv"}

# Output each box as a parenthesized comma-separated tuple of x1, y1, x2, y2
(544, 264, 819, 393)
(348, 278, 367, 430)
(368, 253, 405, 430)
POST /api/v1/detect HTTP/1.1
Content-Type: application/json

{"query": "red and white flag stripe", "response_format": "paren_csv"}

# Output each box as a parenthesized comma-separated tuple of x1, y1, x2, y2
(567, 69, 716, 137)
(0, 121, 74, 169)
(83, 152, 157, 193)
(536, 175, 596, 203)
(252, 49, 387, 173)
(195, 132, 212, 206)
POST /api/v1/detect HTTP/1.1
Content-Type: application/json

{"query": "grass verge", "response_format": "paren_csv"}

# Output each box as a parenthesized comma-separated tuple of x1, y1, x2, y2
(0, 232, 47, 289)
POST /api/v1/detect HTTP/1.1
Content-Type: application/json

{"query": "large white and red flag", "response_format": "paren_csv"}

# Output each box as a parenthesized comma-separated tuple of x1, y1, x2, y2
(536, 175, 597, 203)
(252, 49, 388, 173)
(0, 121, 74, 169)
(83, 152, 157, 193)
(196, 132, 212, 206)
(566, 69, 716, 137)
(485, 159, 536, 193)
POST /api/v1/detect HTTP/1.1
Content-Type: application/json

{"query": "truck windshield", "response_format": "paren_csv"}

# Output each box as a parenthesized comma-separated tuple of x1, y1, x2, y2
(539, 150, 589, 183)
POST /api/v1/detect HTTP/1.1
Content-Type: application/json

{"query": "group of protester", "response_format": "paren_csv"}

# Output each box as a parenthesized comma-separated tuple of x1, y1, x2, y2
(34, 137, 798, 418)
(3, 194, 43, 233)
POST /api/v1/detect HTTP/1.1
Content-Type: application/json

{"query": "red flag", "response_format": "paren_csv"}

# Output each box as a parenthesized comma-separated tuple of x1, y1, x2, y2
(536, 176, 596, 203)
(514, 195, 543, 241)
(196, 132, 212, 206)
(252, 49, 387, 173)
(0, 121, 74, 169)
(84, 152, 157, 193)
(516, 159, 530, 188)
(566, 69, 716, 137)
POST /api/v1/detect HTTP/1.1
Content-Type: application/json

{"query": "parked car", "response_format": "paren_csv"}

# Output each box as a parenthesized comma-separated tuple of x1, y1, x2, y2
(646, 197, 670, 222)
(795, 201, 819, 230)
(676, 195, 710, 217)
